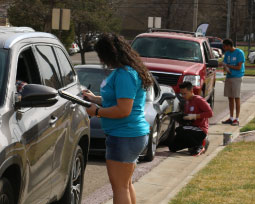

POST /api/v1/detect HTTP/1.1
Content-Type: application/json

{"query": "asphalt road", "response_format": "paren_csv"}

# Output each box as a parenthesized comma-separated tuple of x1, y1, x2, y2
(70, 53, 255, 204)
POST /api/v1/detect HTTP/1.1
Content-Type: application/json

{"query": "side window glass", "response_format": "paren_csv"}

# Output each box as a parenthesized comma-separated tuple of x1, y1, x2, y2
(16, 47, 41, 92)
(55, 47, 74, 86)
(35, 46, 61, 89)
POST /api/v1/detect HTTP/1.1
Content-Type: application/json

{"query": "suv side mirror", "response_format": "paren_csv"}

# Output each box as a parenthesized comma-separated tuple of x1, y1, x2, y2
(15, 84, 58, 108)
(158, 93, 176, 105)
(207, 59, 218, 68)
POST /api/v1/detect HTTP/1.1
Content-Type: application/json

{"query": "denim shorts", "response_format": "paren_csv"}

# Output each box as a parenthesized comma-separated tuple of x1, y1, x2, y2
(105, 135, 149, 163)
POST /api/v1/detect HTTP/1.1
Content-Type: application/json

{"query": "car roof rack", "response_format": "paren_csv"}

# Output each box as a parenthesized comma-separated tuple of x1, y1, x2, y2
(0, 26, 35, 33)
(148, 28, 204, 37)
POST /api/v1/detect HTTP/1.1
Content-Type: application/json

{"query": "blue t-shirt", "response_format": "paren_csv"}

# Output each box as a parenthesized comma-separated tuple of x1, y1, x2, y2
(100, 66, 150, 137)
(223, 48, 245, 78)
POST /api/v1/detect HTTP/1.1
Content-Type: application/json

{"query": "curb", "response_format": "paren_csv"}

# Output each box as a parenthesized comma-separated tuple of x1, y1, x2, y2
(240, 130, 255, 135)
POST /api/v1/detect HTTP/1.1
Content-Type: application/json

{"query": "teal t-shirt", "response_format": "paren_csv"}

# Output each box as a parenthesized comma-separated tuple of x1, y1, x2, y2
(223, 48, 245, 78)
(100, 66, 150, 137)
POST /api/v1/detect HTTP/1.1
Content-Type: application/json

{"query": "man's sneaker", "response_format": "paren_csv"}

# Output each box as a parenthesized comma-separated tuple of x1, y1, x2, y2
(202, 137, 210, 152)
(222, 118, 233, 124)
(192, 146, 205, 156)
(232, 119, 239, 126)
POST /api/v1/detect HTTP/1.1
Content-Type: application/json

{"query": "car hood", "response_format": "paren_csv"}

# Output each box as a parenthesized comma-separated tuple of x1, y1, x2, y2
(141, 57, 203, 75)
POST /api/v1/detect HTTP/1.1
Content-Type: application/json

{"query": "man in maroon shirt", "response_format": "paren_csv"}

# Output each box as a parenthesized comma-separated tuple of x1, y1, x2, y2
(169, 82, 213, 156)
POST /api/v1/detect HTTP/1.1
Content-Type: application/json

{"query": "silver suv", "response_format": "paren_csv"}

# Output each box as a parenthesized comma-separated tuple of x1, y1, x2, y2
(0, 27, 90, 204)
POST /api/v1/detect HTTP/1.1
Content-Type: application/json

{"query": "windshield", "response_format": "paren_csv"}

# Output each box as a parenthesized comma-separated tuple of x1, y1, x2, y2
(0, 49, 8, 105)
(76, 68, 153, 101)
(132, 37, 203, 63)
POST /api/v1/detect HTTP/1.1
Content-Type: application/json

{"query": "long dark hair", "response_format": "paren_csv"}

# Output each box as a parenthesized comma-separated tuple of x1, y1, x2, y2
(94, 33, 153, 89)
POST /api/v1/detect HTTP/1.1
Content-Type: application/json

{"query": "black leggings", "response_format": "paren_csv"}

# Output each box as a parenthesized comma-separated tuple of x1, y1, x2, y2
(169, 126, 206, 152)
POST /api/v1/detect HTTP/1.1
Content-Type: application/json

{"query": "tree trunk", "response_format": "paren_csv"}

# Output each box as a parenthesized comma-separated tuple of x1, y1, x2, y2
(165, 0, 173, 28)
(80, 50, 86, 64)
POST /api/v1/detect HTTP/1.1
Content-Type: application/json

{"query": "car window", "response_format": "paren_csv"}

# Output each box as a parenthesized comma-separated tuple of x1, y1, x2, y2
(35, 45, 61, 89)
(55, 47, 75, 86)
(16, 47, 41, 85)
(0, 49, 8, 105)
(132, 37, 203, 63)
(203, 42, 211, 63)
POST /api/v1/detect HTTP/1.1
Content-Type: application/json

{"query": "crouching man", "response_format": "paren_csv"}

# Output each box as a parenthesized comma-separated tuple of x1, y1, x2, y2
(169, 82, 213, 156)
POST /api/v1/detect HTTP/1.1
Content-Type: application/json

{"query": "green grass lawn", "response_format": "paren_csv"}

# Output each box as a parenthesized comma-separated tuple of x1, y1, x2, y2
(169, 141, 255, 204)
(216, 67, 255, 76)
(237, 46, 255, 66)
(240, 117, 255, 132)
(218, 46, 255, 67)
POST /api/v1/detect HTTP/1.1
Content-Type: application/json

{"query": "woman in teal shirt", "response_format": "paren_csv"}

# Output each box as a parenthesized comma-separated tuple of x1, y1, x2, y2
(83, 33, 153, 204)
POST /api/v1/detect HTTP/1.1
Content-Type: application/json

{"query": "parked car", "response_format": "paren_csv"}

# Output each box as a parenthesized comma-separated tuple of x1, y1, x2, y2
(131, 29, 218, 109)
(74, 65, 180, 161)
(0, 27, 90, 204)
(248, 51, 255, 64)
(212, 49, 220, 59)
(212, 47, 223, 58)
(207, 36, 223, 52)
(69, 42, 80, 55)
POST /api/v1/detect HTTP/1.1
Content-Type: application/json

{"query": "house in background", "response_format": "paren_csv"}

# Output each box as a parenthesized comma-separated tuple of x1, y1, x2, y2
(115, 0, 253, 41)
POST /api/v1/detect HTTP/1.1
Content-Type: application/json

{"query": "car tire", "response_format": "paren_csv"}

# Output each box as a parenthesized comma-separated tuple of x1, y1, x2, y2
(208, 89, 215, 110)
(144, 121, 158, 162)
(60, 145, 85, 204)
(0, 178, 15, 204)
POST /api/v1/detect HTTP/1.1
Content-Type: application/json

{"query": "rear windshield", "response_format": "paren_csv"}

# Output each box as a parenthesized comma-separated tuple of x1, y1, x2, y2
(76, 68, 110, 96)
(132, 37, 203, 63)
(76, 68, 153, 101)
(0, 49, 8, 105)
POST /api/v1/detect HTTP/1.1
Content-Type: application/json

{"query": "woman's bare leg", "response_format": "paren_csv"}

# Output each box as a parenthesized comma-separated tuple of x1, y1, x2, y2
(106, 160, 136, 204)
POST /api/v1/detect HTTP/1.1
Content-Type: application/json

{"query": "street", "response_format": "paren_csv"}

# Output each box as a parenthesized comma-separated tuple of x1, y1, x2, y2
(70, 53, 255, 204)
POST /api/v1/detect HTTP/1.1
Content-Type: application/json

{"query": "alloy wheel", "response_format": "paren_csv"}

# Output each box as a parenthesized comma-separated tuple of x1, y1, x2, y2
(151, 123, 158, 156)
(71, 156, 82, 204)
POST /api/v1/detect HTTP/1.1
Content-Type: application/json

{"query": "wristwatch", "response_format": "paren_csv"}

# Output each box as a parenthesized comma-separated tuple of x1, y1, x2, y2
(95, 107, 100, 118)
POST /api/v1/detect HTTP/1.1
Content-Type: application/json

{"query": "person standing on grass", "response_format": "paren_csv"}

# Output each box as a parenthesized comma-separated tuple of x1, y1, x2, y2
(83, 33, 153, 204)
(220, 39, 245, 126)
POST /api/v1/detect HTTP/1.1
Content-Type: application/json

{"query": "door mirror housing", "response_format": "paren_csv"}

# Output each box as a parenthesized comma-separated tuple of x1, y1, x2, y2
(207, 59, 219, 68)
(15, 84, 58, 108)
(158, 93, 176, 105)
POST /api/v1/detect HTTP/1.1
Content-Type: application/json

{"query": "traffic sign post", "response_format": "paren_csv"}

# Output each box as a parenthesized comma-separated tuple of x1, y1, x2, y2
(52, 8, 70, 38)
(148, 17, 161, 29)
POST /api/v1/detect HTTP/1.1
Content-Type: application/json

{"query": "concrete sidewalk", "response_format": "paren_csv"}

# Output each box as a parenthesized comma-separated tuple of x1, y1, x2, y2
(105, 95, 255, 204)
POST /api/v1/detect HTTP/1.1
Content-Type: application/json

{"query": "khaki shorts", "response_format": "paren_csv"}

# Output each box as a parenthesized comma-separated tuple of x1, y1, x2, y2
(224, 77, 242, 98)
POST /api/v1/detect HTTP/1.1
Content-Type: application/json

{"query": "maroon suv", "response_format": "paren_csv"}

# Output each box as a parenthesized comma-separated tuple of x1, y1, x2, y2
(132, 29, 218, 109)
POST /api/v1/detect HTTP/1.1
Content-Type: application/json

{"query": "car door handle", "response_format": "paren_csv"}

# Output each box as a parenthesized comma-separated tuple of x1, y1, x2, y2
(70, 103, 77, 110)
(49, 116, 58, 126)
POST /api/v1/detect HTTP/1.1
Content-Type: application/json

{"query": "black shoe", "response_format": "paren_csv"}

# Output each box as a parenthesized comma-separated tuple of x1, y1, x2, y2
(191, 146, 205, 156)
(188, 147, 196, 154)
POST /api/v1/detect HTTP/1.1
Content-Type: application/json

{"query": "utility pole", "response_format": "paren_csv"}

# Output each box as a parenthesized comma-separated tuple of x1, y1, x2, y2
(248, 0, 254, 54)
(193, 0, 199, 31)
(226, 0, 231, 38)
